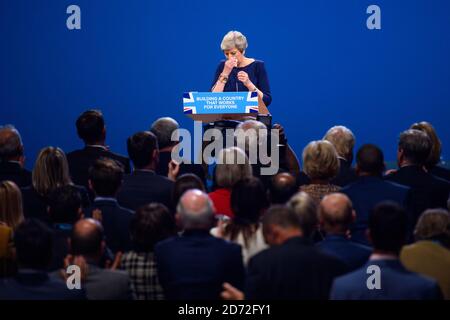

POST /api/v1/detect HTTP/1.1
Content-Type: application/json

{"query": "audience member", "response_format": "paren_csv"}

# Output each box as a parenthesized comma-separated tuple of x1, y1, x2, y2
(172, 173, 206, 210)
(317, 193, 371, 271)
(0, 219, 85, 300)
(85, 158, 133, 253)
(117, 131, 174, 211)
(287, 191, 319, 240)
(47, 185, 84, 271)
(384, 129, 450, 230)
(155, 189, 245, 300)
(330, 202, 443, 300)
(342, 144, 410, 245)
(222, 205, 348, 300)
(268, 172, 297, 204)
(400, 209, 450, 299)
(21, 147, 90, 222)
(67, 110, 131, 190)
(121, 203, 176, 300)
(411, 121, 450, 181)
(213, 177, 269, 265)
(0, 125, 31, 187)
(0, 180, 24, 230)
(300, 140, 341, 204)
(69, 219, 131, 300)
(209, 147, 253, 218)
(150, 117, 206, 183)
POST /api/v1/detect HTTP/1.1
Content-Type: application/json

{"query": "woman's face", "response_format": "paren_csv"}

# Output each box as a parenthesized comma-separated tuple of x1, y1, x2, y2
(223, 48, 244, 65)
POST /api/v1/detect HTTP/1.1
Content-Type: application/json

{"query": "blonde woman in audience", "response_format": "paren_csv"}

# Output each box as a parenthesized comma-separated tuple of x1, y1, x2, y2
(0, 180, 23, 275)
(212, 177, 269, 266)
(209, 147, 253, 218)
(300, 140, 340, 204)
(21, 147, 90, 222)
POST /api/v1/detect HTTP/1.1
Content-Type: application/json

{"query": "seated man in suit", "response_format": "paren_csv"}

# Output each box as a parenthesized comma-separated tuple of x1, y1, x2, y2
(330, 202, 443, 300)
(0, 125, 31, 188)
(67, 110, 131, 191)
(117, 131, 175, 211)
(0, 219, 85, 300)
(384, 129, 450, 232)
(268, 172, 298, 205)
(317, 193, 371, 271)
(222, 202, 349, 300)
(85, 158, 133, 253)
(401, 208, 450, 299)
(155, 189, 245, 300)
(342, 144, 410, 245)
(150, 117, 206, 184)
(68, 219, 131, 300)
(47, 185, 84, 271)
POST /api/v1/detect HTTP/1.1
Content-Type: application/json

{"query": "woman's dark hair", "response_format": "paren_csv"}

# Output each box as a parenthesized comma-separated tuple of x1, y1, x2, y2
(172, 174, 205, 206)
(225, 177, 269, 246)
(130, 203, 176, 252)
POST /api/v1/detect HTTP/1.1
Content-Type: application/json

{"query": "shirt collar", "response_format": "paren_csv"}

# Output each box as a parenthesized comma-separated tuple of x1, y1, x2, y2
(86, 144, 108, 150)
(94, 197, 117, 203)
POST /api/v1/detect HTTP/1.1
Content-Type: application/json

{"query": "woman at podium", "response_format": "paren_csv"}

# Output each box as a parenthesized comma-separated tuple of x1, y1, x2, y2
(211, 30, 272, 114)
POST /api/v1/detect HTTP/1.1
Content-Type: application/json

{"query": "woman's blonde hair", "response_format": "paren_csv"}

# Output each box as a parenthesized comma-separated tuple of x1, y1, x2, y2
(410, 121, 442, 168)
(215, 147, 252, 188)
(32, 147, 73, 196)
(302, 140, 340, 181)
(221, 30, 248, 52)
(0, 181, 24, 230)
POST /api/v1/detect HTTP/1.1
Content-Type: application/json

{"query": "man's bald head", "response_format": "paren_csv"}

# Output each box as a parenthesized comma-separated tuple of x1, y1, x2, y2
(319, 193, 354, 234)
(71, 219, 104, 258)
(177, 189, 214, 230)
(269, 172, 297, 204)
(0, 125, 24, 161)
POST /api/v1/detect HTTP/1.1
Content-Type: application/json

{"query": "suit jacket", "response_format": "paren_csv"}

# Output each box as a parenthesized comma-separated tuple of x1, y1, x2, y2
(0, 161, 32, 188)
(245, 236, 348, 300)
(330, 259, 443, 300)
(0, 269, 85, 300)
(430, 165, 450, 182)
(316, 235, 372, 271)
(117, 170, 174, 211)
(155, 229, 245, 300)
(384, 165, 450, 229)
(341, 176, 410, 245)
(82, 264, 132, 300)
(67, 145, 131, 189)
(85, 198, 134, 253)
(21, 185, 90, 223)
(401, 240, 450, 300)
(156, 151, 206, 185)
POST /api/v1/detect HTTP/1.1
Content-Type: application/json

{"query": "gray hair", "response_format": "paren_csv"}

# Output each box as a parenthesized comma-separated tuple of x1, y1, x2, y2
(323, 125, 355, 160)
(0, 125, 23, 161)
(235, 120, 267, 156)
(150, 117, 179, 149)
(177, 190, 214, 229)
(215, 147, 253, 188)
(288, 192, 318, 238)
(398, 129, 431, 165)
(221, 30, 248, 52)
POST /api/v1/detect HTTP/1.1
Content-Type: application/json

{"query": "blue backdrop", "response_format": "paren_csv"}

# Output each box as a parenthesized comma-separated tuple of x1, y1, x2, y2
(1, 0, 449, 169)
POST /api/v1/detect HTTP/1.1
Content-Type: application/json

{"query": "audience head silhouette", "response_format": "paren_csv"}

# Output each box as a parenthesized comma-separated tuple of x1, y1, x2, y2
(215, 147, 252, 188)
(323, 126, 355, 162)
(262, 205, 304, 246)
(319, 193, 354, 235)
(14, 219, 52, 270)
(356, 144, 385, 176)
(302, 140, 340, 182)
(413, 208, 450, 248)
(172, 173, 205, 207)
(410, 121, 442, 169)
(76, 110, 106, 145)
(397, 129, 432, 167)
(269, 172, 297, 204)
(0, 180, 24, 230)
(127, 131, 159, 170)
(368, 201, 408, 255)
(48, 185, 83, 225)
(177, 189, 215, 230)
(288, 191, 318, 239)
(71, 218, 105, 263)
(88, 158, 124, 197)
(0, 125, 24, 163)
(150, 117, 179, 150)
